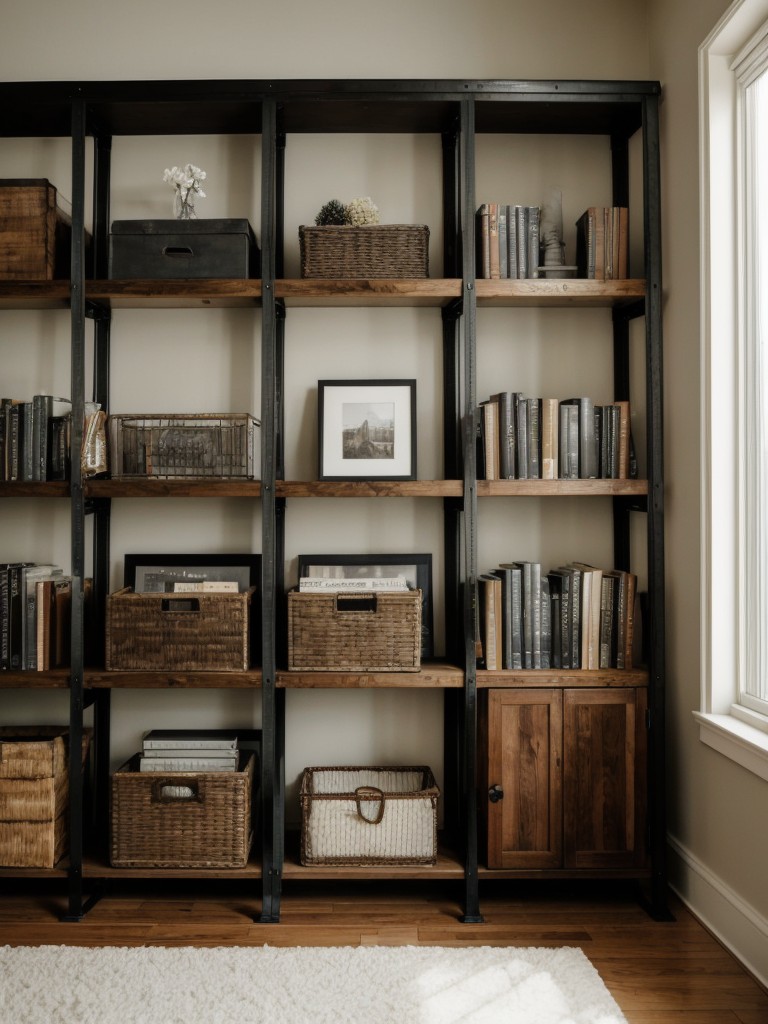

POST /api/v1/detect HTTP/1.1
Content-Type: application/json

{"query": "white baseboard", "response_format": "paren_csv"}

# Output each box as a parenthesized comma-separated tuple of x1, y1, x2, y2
(667, 834, 768, 990)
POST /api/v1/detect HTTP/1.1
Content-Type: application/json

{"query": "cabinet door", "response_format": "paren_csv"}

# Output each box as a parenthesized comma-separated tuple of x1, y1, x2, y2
(563, 688, 647, 869)
(485, 688, 563, 869)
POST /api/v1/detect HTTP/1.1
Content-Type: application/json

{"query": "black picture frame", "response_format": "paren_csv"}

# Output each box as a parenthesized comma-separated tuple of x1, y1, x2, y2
(297, 552, 433, 658)
(123, 553, 262, 666)
(318, 378, 417, 481)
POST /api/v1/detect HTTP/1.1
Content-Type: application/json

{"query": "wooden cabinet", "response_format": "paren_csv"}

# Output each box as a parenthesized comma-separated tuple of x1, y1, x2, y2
(481, 687, 647, 873)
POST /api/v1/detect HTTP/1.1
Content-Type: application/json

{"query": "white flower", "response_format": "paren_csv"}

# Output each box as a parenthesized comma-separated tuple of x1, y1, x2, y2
(345, 196, 380, 227)
(163, 163, 207, 199)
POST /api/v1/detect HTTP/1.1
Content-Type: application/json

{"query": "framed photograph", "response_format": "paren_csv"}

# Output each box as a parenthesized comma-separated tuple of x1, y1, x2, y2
(318, 379, 417, 481)
(124, 553, 261, 594)
(297, 552, 433, 658)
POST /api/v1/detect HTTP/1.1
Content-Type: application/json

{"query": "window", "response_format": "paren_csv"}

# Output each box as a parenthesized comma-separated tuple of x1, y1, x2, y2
(698, 0, 768, 780)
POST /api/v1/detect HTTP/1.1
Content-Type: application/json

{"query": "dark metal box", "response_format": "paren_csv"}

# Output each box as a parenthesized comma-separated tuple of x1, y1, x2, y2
(108, 218, 259, 279)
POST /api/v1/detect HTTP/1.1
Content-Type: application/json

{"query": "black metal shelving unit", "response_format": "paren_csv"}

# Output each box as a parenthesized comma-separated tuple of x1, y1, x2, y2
(0, 78, 666, 924)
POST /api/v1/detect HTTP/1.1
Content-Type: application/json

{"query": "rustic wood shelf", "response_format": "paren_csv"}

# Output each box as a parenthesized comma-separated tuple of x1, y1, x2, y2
(477, 479, 648, 497)
(277, 661, 464, 688)
(475, 278, 646, 306)
(86, 279, 262, 308)
(85, 670, 263, 689)
(81, 856, 263, 879)
(475, 668, 648, 688)
(276, 278, 461, 306)
(0, 670, 71, 689)
(277, 480, 462, 498)
(0, 482, 70, 497)
(85, 479, 262, 498)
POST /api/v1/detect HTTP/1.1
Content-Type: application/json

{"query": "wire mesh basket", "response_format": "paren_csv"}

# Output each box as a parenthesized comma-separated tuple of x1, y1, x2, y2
(109, 413, 260, 479)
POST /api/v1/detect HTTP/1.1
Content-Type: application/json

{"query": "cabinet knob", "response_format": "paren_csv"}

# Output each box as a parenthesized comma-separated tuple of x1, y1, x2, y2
(488, 784, 504, 803)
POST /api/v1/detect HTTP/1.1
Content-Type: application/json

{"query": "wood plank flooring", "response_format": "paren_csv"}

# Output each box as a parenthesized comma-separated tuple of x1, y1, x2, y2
(0, 878, 765, 1023)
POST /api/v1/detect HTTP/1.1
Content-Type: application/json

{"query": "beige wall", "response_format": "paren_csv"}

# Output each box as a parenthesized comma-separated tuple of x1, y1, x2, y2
(3, 0, 765, 980)
(649, 0, 768, 984)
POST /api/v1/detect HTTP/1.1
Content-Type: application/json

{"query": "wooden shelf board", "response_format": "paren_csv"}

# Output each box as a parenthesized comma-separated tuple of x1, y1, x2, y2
(85, 670, 263, 689)
(478, 479, 648, 497)
(282, 846, 464, 880)
(477, 865, 651, 879)
(0, 863, 69, 878)
(278, 661, 464, 688)
(476, 669, 648, 688)
(276, 279, 461, 307)
(475, 278, 646, 306)
(0, 482, 70, 497)
(86, 279, 262, 308)
(0, 281, 70, 309)
(85, 479, 261, 499)
(278, 480, 462, 498)
(0, 670, 71, 689)
(81, 856, 262, 879)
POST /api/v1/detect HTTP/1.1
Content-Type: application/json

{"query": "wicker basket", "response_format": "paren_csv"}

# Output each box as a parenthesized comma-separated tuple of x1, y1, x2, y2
(106, 587, 253, 671)
(287, 589, 421, 672)
(0, 726, 91, 867)
(110, 753, 254, 868)
(300, 765, 439, 866)
(299, 225, 429, 279)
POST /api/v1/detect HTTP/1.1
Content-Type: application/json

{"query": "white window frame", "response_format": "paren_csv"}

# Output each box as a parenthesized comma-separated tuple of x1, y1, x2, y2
(698, 0, 768, 781)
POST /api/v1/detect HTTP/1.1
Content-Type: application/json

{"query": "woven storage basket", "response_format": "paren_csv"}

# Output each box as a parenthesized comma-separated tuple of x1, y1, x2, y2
(110, 752, 254, 868)
(287, 589, 421, 672)
(299, 225, 429, 279)
(106, 587, 253, 671)
(0, 726, 91, 867)
(300, 765, 439, 866)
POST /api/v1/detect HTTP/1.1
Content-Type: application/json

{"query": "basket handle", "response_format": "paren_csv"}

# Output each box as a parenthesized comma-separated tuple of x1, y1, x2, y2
(354, 785, 385, 825)
(162, 245, 195, 259)
(336, 595, 377, 613)
(160, 597, 200, 614)
(151, 780, 202, 803)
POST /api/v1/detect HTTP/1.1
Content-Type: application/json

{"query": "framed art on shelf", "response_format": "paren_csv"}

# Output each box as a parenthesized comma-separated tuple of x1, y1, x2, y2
(318, 379, 417, 481)
(297, 552, 433, 658)
(124, 553, 261, 593)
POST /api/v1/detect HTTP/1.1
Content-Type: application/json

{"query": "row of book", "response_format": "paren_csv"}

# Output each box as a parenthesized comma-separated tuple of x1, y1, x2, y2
(476, 203, 541, 279)
(1, 395, 71, 482)
(137, 729, 242, 772)
(0, 563, 72, 671)
(477, 561, 637, 671)
(478, 393, 635, 481)
(575, 206, 629, 280)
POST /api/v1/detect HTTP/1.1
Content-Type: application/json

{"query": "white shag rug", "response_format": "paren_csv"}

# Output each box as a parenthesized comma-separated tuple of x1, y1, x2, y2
(0, 943, 627, 1024)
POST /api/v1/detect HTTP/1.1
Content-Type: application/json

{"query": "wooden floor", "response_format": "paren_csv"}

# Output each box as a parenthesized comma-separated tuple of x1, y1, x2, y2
(0, 878, 766, 1023)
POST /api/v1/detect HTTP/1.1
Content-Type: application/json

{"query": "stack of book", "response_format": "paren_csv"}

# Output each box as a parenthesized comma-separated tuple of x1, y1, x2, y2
(0, 395, 71, 482)
(477, 561, 637, 672)
(138, 730, 241, 772)
(476, 203, 541, 279)
(298, 575, 410, 593)
(478, 393, 634, 481)
(575, 206, 629, 280)
(0, 562, 73, 671)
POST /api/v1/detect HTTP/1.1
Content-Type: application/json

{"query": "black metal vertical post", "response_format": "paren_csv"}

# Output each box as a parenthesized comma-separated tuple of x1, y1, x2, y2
(611, 134, 632, 574)
(642, 93, 670, 920)
(260, 95, 282, 923)
(459, 96, 482, 924)
(65, 94, 87, 922)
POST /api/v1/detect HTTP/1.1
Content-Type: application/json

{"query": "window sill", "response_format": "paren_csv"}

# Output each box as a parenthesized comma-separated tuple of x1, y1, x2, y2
(694, 711, 768, 782)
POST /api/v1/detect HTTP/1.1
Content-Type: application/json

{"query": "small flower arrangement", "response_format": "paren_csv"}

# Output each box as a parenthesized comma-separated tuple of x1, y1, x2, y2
(163, 163, 207, 220)
(314, 196, 381, 227)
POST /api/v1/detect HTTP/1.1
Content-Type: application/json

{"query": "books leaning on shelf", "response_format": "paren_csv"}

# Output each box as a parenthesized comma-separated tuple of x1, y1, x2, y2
(0, 562, 74, 671)
(477, 393, 634, 481)
(476, 561, 637, 672)
(298, 575, 410, 592)
(575, 206, 628, 280)
(0, 395, 72, 482)
(138, 729, 240, 772)
(476, 203, 541, 280)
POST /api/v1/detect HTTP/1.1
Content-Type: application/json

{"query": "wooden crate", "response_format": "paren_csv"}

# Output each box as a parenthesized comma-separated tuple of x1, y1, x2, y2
(287, 589, 421, 672)
(110, 753, 254, 868)
(0, 179, 73, 280)
(106, 586, 254, 671)
(0, 726, 91, 867)
(300, 765, 439, 865)
(299, 224, 429, 279)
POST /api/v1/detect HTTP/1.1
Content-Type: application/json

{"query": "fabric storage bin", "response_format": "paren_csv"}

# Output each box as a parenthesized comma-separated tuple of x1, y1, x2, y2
(299, 224, 429, 278)
(110, 752, 255, 868)
(0, 179, 75, 280)
(299, 765, 439, 866)
(0, 726, 91, 867)
(287, 589, 421, 672)
(108, 218, 259, 279)
(105, 587, 254, 671)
